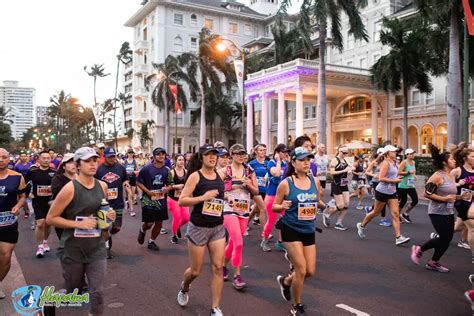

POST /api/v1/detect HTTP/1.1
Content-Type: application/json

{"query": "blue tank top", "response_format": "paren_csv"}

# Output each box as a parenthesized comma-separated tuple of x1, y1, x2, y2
(0, 170, 22, 231)
(267, 160, 288, 196)
(281, 176, 318, 234)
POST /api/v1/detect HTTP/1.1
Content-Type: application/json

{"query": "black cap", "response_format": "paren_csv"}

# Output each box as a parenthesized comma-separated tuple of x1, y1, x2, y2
(153, 147, 167, 156)
(274, 143, 290, 153)
(199, 144, 219, 156)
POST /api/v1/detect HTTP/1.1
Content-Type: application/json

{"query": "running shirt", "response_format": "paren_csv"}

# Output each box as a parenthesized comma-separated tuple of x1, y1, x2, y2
(267, 160, 288, 196)
(0, 170, 23, 232)
(137, 163, 170, 210)
(376, 161, 398, 194)
(354, 162, 366, 182)
(456, 165, 474, 193)
(314, 154, 329, 181)
(399, 161, 416, 189)
(14, 161, 33, 177)
(248, 159, 268, 195)
(223, 165, 253, 218)
(281, 176, 318, 234)
(333, 157, 348, 186)
(124, 159, 137, 177)
(95, 163, 128, 210)
(168, 168, 186, 201)
(190, 170, 225, 228)
(25, 166, 55, 214)
(428, 171, 457, 215)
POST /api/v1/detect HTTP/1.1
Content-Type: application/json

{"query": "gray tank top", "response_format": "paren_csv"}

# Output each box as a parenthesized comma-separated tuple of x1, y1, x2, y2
(372, 164, 380, 183)
(428, 171, 457, 215)
(376, 161, 398, 194)
(57, 179, 106, 263)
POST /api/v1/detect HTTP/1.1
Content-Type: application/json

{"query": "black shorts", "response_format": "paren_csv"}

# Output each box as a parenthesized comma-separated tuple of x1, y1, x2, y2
(455, 201, 470, 221)
(280, 223, 315, 246)
(128, 176, 137, 186)
(256, 193, 266, 200)
(0, 229, 19, 244)
(375, 190, 398, 203)
(319, 180, 326, 189)
(331, 183, 348, 196)
(34, 207, 49, 220)
(142, 206, 168, 223)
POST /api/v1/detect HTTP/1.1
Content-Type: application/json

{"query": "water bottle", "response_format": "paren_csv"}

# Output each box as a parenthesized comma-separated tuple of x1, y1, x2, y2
(97, 199, 113, 229)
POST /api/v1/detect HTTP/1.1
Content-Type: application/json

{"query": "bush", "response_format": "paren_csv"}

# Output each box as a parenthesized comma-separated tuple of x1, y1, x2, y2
(414, 156, 436, 178)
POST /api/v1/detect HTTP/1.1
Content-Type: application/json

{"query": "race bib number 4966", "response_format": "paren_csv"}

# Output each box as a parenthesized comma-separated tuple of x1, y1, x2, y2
(298, 202, 317, 221)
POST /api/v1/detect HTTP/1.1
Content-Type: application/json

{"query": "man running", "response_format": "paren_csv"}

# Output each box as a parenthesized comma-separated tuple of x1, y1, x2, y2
(0, 148, 27, 299)
(25, 150, 55, 258)
(14, 150, 33, 218)
(314, 144, 329, 190)
(137, 147, 171, 251)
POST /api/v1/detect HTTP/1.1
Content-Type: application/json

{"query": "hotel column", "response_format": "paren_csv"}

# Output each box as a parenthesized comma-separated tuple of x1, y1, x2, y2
(246, 97, 254, 152)
(277, 89, 285, 144)
(261, 93, 269, 146)
(295, 86, 304, 137)
(371, 95, 378, 145)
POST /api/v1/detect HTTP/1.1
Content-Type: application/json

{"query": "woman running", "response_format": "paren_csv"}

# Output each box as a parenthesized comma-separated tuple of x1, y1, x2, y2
(410, 144, 464, 272)
(177, 145, 226, 316)
(398, 148, 419, 223)
(273, 147, 321, 316)
(168, 154, 189, 244)
(352, 154, 367, 210)
(124, 149, 138, 216)
(364, 148, 390, 226)
(219, 144, 258, 290)
(248, 144, 268, 228)
(357, 145, 410, 246)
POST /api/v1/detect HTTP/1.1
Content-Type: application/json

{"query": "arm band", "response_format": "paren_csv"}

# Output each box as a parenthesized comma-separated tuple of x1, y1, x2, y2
(425, 182, 439, 196)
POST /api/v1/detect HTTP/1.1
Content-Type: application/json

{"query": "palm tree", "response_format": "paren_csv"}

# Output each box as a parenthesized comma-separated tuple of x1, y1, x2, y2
(84, 63, 110, 140)
(138, 120, 155, 152)
(117, 92, 132, 134)
(371, 18, 433, 151)
(146, 55, 194, 150)
(279, 0, 368, 146)
(49, 90, 72, 150)
(99, 98, 115, 142)
(0, 106, 12, 124)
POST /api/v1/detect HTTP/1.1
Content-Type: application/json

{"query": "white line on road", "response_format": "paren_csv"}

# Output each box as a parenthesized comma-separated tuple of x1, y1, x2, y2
(336, 304, 370, 316)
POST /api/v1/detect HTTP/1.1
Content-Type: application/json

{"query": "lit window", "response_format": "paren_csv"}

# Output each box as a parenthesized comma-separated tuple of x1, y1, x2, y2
(204, 18, 214, 30)
(229, 22, 238, 34)
(174, 13, 184, 25)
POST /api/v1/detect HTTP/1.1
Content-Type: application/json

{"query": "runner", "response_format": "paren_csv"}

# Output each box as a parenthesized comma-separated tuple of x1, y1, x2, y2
(323, 146, 352, 231)
(124, 148, 138, 216)
(273, 147, 321, 316)
(261, 143, 290, 252)
(357, 145, 411, 245)
(219, 144, 258, 290)
(216, 148, 230, 170)
(176, 145, 226, 316)
(14, 150, 33, 218)
(95, 147, 129, 259)
(314, 144, 329, 190)
(294, 135, 317, 176)
(398, 148, 419, 223)
(136, 147, 171, 251)
(25, 150, 56, 258)
(248, 144, 268, 227)
(410, 144, 463, 272)
(0, 148, 27, 299)
(46, 147, 115, 316)
(168, 154, 189, 244)
(352, 154, 367, 210)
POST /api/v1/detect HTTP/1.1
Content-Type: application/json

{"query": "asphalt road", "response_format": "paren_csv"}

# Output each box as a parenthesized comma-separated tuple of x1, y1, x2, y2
(8, 192, 474, 316)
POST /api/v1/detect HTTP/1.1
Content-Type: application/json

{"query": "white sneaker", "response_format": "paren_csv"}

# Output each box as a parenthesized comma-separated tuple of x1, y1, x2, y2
(356, 222, 366, 239)
(0, 285, 5, 299)
(210, 307, 224, 316)
(457, 240, 470, 249)
(356, 205, 363, 210)
(36, 245, 44, 258)
(177, 282, 189, 307)
(430, 232, 439, 239)
(43, 241, 50, 252)
(395, 235, 411, 246)
(260, 239, 271, 252)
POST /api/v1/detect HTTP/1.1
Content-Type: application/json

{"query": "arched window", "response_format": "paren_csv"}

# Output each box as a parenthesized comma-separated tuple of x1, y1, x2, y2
(173, 36, 183, 52)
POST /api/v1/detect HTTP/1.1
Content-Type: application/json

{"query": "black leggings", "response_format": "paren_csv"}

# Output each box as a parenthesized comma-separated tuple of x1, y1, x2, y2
(420, 214, 454, 261)
(398, 188, 418, 209)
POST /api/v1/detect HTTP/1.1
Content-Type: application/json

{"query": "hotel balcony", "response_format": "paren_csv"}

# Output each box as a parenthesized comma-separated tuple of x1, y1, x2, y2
(133, 63, 149, 75)
(134, 40, 149, 52)
(134, 87, 148, 98)
(389, 103, 446, 117)
(133, 112, 148, 123)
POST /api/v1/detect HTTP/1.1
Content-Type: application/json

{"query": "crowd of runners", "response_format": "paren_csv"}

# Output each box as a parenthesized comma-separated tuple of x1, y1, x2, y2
(0, 137, 473, 315)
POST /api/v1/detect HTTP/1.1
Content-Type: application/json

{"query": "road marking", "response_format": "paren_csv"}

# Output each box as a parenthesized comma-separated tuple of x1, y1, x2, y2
(336, 304, 370, 316)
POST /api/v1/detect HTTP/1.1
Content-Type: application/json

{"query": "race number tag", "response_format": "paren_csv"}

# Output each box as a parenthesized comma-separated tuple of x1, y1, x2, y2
(126, 165, 135, 174)
(359, 174, 366, 179)
(257, 177, 267, 187)
(107, 188, 118, 200)
(461, 188, 473, 202)
(298, 202, 317, 221)
(0, 211, 18, 227)
(151, 189, 165, 200)
(202, 199, 224, 217)
(74, 216, 101, 238)
(174, 189, 182, 198)
(447, 201, 454, 212)
(340, 178, 348, 186)
(233, 198, 250, 215)
(319, 165, 327, 176)
(37, 185, 52, 197)
(406, 178, 415, 186)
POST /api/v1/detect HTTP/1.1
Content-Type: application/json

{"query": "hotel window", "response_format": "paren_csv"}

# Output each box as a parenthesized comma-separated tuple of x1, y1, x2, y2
(273, 103, 278, 123)
(412, 90, 421, 106)
(204, 18, 214, 30)
(304, 106, 310, 120)
(347, 34, 354, 50)
(143, 101, 147, 112)
(174, 13, 184, 25)
(311, 105, 316, 119)
(190, 14, 197, 27)
(229, 22, 238, 34)
(425, 92, 434, 105)
(190, 37, 198, 52)
(373, 22, 382, 42)
(173, 36, 183, 52)
(288, 108, 293, 121)
(244, 23, 252, 35)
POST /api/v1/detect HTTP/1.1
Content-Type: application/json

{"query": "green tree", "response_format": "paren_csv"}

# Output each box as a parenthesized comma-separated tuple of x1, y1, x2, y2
(138, 120, 155, 152)
(0, 106, 13, 149)
(84, 63, 110, 140)
(99, 98, 115, 142)
(371, 18, 433, 150)
(279, 0, 368, 145)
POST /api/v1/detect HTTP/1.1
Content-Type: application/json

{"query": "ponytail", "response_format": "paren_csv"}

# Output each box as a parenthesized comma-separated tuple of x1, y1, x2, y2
(185, 152, 202, 182)
(430, 144, 451, 170)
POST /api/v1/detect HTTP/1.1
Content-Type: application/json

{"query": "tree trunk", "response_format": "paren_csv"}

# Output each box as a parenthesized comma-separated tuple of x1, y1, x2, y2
(164, 100, 170, 151)
(199, 82, 206, 145)
(402, 83, 409, 151)
(113, 59, 120, 149)
(317, 23, 328, 146)
(93, 77, 99, 142)
(447, 1, 461, 145)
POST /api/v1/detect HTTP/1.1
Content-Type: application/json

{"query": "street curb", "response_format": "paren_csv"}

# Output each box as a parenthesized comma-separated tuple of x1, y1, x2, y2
(0, 251, 27, 316)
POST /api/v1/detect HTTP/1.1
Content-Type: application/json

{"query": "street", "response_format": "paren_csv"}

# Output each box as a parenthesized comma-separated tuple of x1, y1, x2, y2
(2, 192, 473, 316)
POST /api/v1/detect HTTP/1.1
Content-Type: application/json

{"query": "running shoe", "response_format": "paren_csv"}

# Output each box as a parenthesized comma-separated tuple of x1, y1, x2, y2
(252, 218, 261, 226)
(275, 241, 286, 252)
(410, 245, 422, 265)
(395, 235, 410, 246)
(36, 245, 44, 258)
(284, 251, 294, 272)
(356, 223, 366, 239)
(457, 240, 470, 249)
(137, 229, 145, 245)
(334, 223, 348, 231)
(147, 241, 160, 251)
(364, 206, 372, 213)
(379, 219, 391, 227)
(107, 248, 114, 260)
(290, 303, 307, 315)
(223, 267, 229, 281)
(268, 234, 274, 240)
(177, 228, 182, 238)
(430, 232, 439, 239)
(260, 239, 271, 252)
(464, 290, 474, 308)
(0, 287, 5, 299)
(401, 213, 412, 223)
(177, 282, 189, 307)
(210, 307, 224, 316)
(160, 228, 168, 235)
(469, 274, 474, 285)
(243, 227, 249, 236)
(232, 275, 247, 290)
(356, 205, 363, 210)
(43, 241, 50, 253)
(130, 211, 136, 217)
(276, 275, 291, 301)
(171, 235, 179, 244)
(322, 213, 330, 228)
(425, 260, 449, 273)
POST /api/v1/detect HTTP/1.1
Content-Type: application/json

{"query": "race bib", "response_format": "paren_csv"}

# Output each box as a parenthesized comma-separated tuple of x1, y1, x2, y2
(202, 199, 224, 217)
(233, 198, 250, 215)
(319, 165, 327, 175)
(298, 202, 317, 221)
(340, 178, 348, 186)
(0, 211, 18, 227)
(151, 189, 165, 200)
(37, 185, 52, 197)
(461, 188, 473, 202)
(257, 177, 267, 187)
(74, 216, 101, 238)
(359, 174, 366, 179)
(406, 178, 415, 187)
(126, 165, 135, 174)
(174, 189, 182, 198)
(447, 201, 454, 212)
(107, 188, 118, 200)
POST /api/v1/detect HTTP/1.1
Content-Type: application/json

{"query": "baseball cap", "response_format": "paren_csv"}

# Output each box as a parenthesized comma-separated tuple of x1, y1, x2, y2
(218, 148, 230, 157)
(356, 154, 365, 159)
(229, 144, 246, 154)
(152, 147, 167, 156)
(384, 145, 398, 152)
(59, 153, 74, 166)
(74, 147, 99, 162)
(199, 144, 219, 156)
(376, 147, 386, 155)
(405, 148, 415, 155)
(104, 147, 117, 157)
(274, 143, 290, 153)
(339, 147, 349, 153)
(291, 146, 315, 161)
(127, 148, 135, 154)
(214, 141, 225, 148)
(97, 143, 105, 149)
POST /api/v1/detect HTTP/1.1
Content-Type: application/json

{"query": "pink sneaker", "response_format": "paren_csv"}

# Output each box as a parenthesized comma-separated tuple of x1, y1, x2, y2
(410, 245, 422, 265)
(232, 275, 247, 290)
(425, 260, 449, 273)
